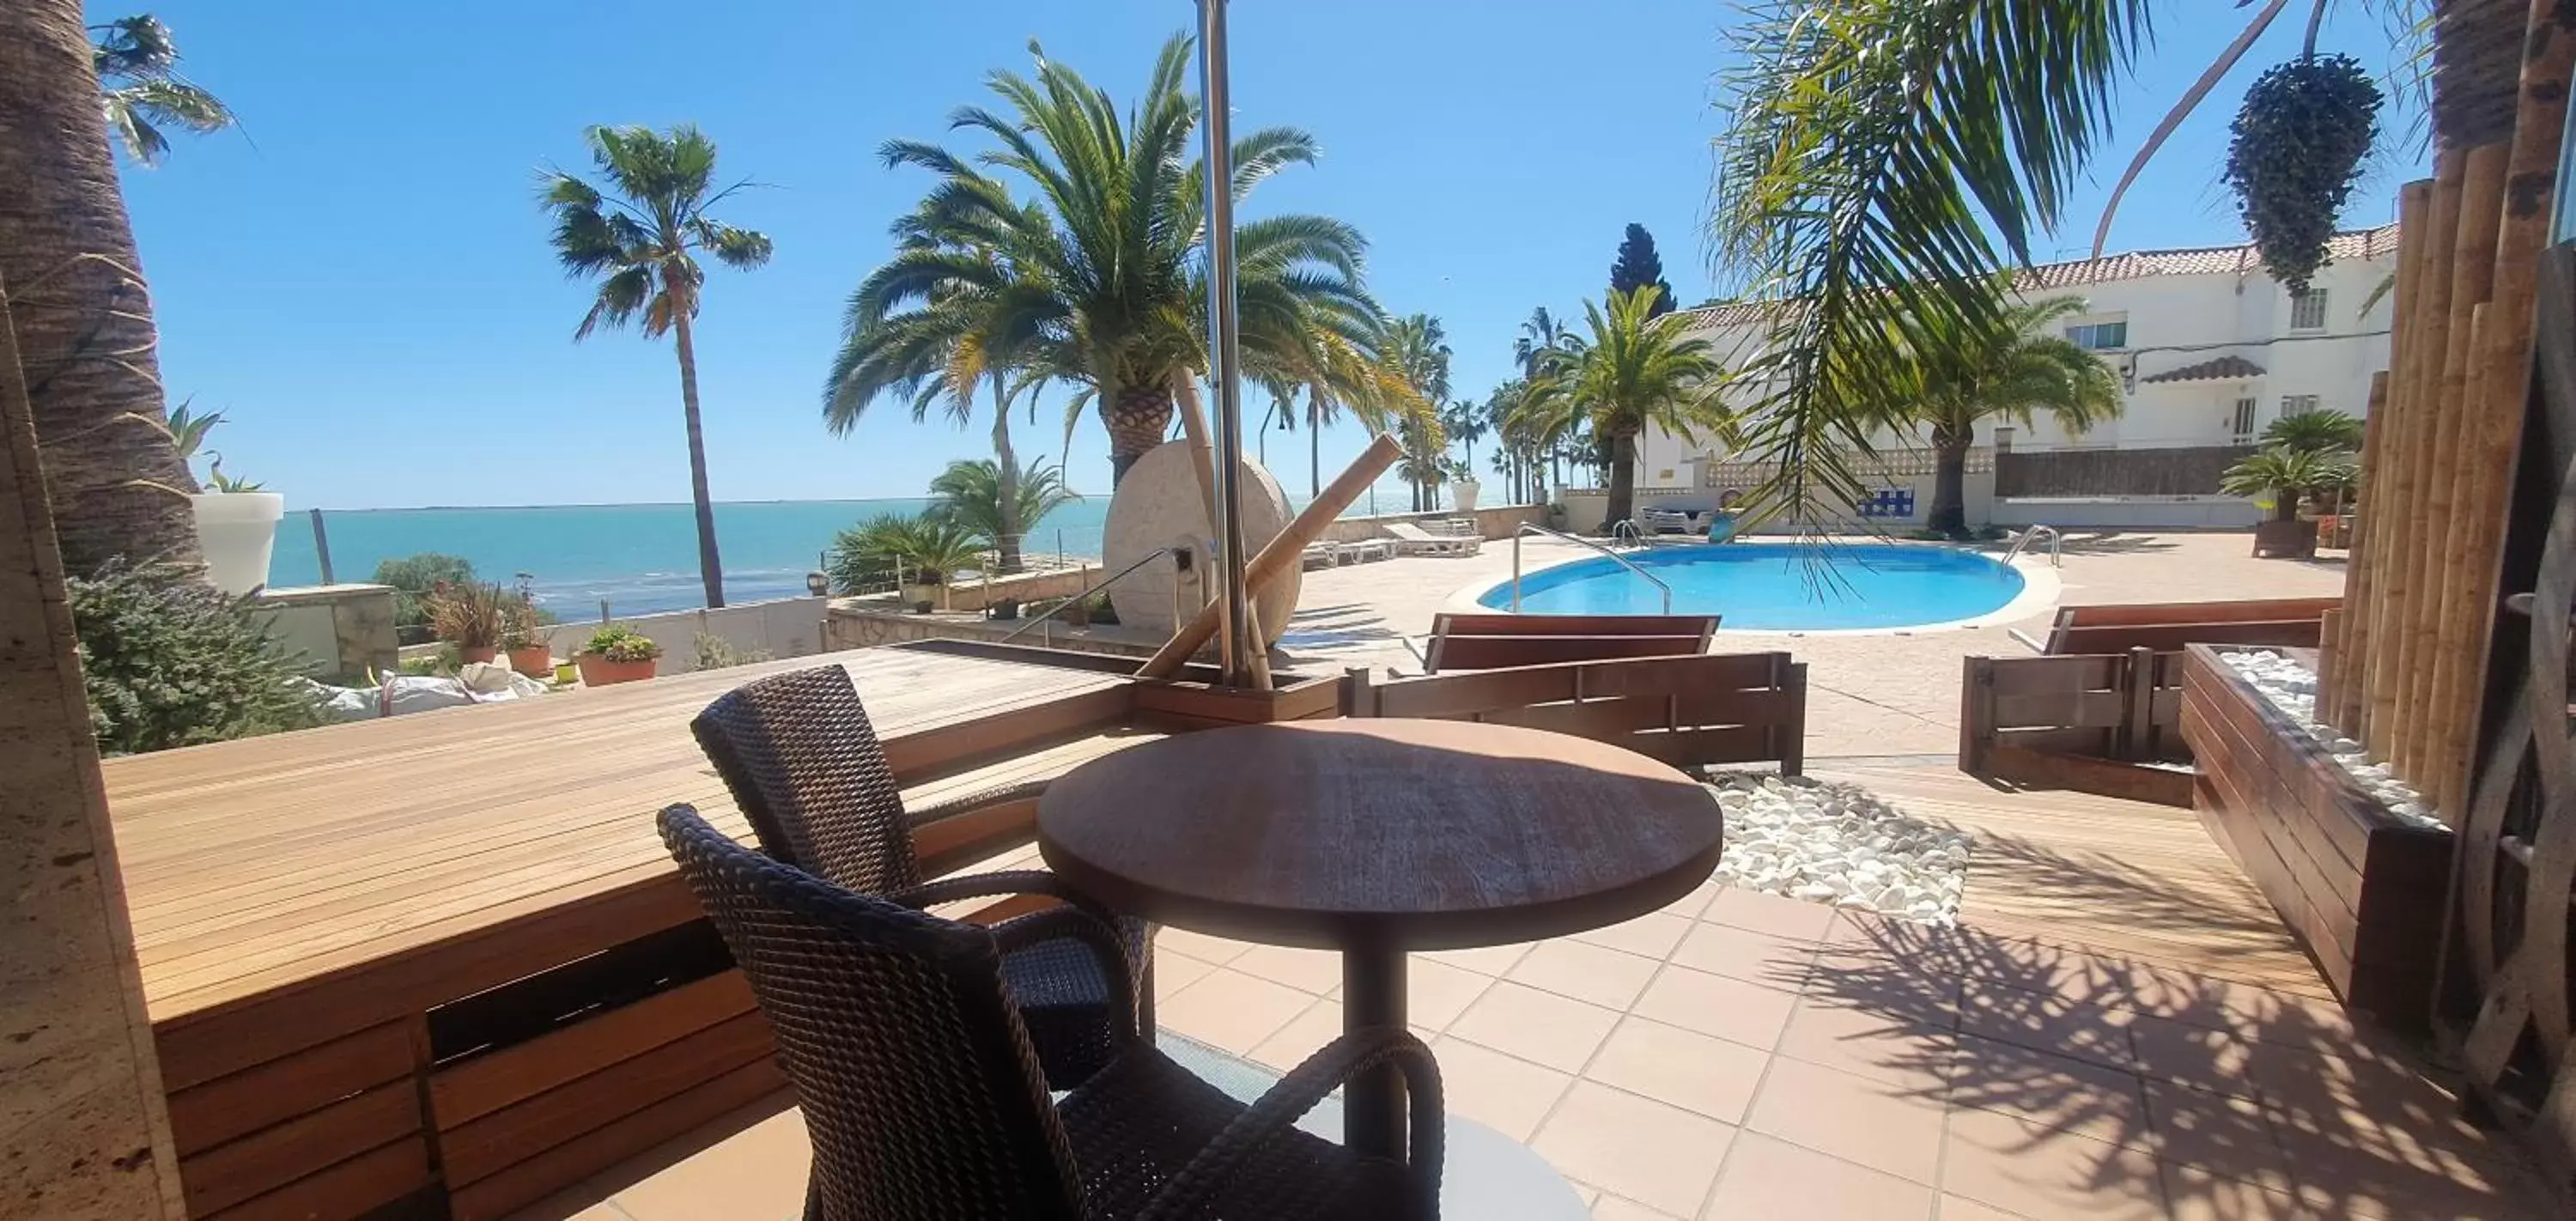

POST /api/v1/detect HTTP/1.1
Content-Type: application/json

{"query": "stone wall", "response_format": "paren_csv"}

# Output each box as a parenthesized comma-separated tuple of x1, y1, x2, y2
(1318, 502, 1546, 544)
(256, 583, 399, 683)
(544, 596, 830, 675)
(821, 605, 1168, 659)
(1996, 445, 2252, 497)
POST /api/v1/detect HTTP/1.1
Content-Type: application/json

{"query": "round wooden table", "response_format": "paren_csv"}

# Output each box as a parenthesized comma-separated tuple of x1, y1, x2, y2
(1037, 718, 1725, 1163)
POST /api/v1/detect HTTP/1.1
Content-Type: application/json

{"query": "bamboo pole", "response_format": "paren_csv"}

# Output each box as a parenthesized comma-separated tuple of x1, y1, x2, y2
(2367, 173, 2451, 760)
(2398, 143, 2510, 785)
(2433, 301, 2492, 814)
(2333, 372, 2391, 734)
(2386, 155, 2468, 778)
(2354, 190, 2429, 748)
(1139, 432, 1404, 679)
(2439, 0, 2576, 808)
(1171, 375, 1271, 689)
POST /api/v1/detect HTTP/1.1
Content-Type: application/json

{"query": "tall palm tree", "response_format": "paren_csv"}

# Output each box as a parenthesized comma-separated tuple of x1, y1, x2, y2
(1382, 314, 1452, 509)
(837, 34, 1376, 485)
(0, 0, 202, 574)
(92, 15, 233, 167)
(1253, 319, 1421, 498)
(1512, 286, 1730, 530)
(541, 125, 771, 609)
(1902, 294, 2123, 538)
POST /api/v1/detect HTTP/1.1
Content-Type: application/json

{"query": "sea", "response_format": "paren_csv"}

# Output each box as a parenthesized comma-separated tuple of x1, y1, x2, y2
(270, 487, 1444, 617)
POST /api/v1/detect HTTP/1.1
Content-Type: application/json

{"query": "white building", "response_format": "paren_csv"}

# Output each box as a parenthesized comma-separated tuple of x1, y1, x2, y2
(1629, 225, 2400, 508)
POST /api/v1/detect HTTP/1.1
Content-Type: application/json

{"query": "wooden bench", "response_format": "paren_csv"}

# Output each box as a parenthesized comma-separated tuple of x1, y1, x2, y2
(1347, 651, 1804, 775)
(1959, 648, 2191, 806)
(2026, 598, 2339, 656)
(1422, 613, 1719, 674)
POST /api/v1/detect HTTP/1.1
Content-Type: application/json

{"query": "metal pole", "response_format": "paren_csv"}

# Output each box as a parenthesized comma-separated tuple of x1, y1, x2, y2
(1196, 0, 1252, 687)
(308, 508, 335, 585)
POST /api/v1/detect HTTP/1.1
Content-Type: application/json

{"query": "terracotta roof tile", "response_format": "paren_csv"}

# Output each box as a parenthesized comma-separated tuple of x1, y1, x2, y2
(2138, 354, 2266, 384)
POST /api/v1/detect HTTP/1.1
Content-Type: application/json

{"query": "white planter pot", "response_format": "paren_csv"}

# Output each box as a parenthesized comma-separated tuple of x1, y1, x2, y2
(1452, 479, 1480, 514)
(191, 491, 286, 595)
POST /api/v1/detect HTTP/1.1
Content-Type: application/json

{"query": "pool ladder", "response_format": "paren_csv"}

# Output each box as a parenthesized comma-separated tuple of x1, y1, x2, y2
(1510, 523, 1673, 614)
(2002, 524, 2063, 568)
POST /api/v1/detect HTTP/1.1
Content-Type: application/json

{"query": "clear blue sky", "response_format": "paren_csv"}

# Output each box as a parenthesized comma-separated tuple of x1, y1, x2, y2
(113, 1, 2427, 510)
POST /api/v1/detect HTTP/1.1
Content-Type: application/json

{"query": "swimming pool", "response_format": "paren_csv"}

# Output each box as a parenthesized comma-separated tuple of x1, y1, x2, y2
(1478, 543, 2030, 630)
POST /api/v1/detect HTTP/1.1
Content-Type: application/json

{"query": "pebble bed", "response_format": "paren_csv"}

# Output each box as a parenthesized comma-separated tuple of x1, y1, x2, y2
(1709, 774, 1971, 926)
(2215, 649, 2445, 831)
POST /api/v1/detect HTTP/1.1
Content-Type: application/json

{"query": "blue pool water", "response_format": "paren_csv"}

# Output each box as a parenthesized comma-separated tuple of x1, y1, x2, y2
(1479, 543, 2026, 630)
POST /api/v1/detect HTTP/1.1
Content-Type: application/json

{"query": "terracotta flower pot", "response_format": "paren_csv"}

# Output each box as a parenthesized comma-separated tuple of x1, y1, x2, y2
(575, 653, 657, 686)
(459, 645, 500, 665)
(2251, 518, 2318, 560)
(507, 645, 553, 677)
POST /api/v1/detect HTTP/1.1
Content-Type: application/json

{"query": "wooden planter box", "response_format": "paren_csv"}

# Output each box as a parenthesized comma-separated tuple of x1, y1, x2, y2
(2178, 645, 2452, 1028)
(1959, 649, 2192, 807)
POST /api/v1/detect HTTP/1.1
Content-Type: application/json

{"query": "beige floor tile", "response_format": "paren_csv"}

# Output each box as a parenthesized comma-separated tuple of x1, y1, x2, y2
(605, 1107, 809, 1221)
(1591, 1194, 1683, 1220)
(1230, 944, 1344, 995)
(1744, 1054, 1947, 1183)
(2144, 1081, 2295, 1194)
(1670, 921, 1819, 989)
(1155, 926, 1253, 965)
(1247, 997, 1342, 1072)
(1156, 967, 1315, 1054)
(1631, 963, 1798, 1051)
(1940, 1106, 2167, 1221)
(1701, 1131, 1937, 1220)
(1531, 1082, 1737, 1218)
(1956, 988, 2139, 1072)
(1427, 1036, 1573, 1142)
(1424, 941, 1537, 977)
(1150, 950, 1218, 1007)
(2161, 1163, 2315, 1221)
(1403, 956, 1498, 1033)
(1585, 1016, 1771, 1124)
(1448, 981, 1624, 1072)
(1947, 1034, 2149, 1149)
(2266, 1101, 2551, 1220)
(1572, 910, 1693, 960)
(1804, 945, 1965, 1029)
(1508, 939, 1662, 1011)
(1773, 997, 1953, 1091)
(508, 1188, 631, 1221)
(1934, 1194, 2028, 1220)
(1702, 886, 1838, 941)
(1660, 881, 1724, 920)
(2129, 1011, 2261, 1100)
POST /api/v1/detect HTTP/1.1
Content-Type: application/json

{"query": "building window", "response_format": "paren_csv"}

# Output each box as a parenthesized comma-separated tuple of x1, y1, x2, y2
(2289, 289, 2329, 331)
(2232, 398, 2258, 444)
(2065, 319, 2129, 350)
(2280, 394, 2320, 419)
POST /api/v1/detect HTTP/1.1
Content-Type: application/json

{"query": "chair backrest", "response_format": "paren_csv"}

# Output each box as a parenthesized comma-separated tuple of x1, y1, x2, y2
(2041, 598, 2336, 653)
(659, 805, 1083, 1221)
(1382, 522, 1437, 540)
(692, 665, 922, 894)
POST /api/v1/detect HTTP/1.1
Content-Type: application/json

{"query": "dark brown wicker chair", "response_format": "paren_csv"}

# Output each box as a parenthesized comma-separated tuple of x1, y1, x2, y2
(691, 664, 1152, 1089)
(659, 804, 1442, 1221)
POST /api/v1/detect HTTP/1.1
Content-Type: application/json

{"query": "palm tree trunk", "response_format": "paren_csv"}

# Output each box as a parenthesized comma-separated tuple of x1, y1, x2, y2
(0, 0, 201, 577)
(1928, 420, 1972, 539)
(1308, 394, 1321, 500)
(1607, 431, 1640, 532)
(1103, 383, 1174, 484)
(989, 374, 1023, 574)
(669, 310, 725, 608)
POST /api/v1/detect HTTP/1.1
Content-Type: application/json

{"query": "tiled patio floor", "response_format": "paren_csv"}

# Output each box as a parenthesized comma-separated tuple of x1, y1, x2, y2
(518, 884, 2549, 1220)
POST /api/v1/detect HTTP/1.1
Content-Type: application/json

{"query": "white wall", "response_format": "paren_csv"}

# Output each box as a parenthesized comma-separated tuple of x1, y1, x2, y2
(543, 596, 829, 675)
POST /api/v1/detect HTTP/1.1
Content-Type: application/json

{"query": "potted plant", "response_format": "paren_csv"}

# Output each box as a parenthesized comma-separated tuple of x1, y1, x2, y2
(575, 625, 662, 686)
(426, 580, 507, 664)
(2222, 446, 2352, 560)
(501, 594, 552, 678)
(1449, 459, 1480, 515)
(173, 403, 289, 595)
(894, 516, 987, 613)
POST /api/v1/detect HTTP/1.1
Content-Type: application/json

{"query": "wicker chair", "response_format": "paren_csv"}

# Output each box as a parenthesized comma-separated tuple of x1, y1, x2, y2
(659, 805, 1443, 1221)
(691, 664, 1152, 1088)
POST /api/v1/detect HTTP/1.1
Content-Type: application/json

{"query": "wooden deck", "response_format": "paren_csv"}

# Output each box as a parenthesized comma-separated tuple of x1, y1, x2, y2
(102, 643, 1163, 1220)
(1814, 757, 2336, 1000)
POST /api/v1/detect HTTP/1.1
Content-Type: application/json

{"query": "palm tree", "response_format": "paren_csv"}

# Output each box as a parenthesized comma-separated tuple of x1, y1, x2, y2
(838, 34, 1376, 485)
(2260, 408, 2366, 453)
(540, 125, 772, 609)
(92, 15, 233, 167)
(0, 0, 203, 574)
(1383, 314, 1452, 509)
(2223, 446, 2357, 521)
(1442, 398, 1490, 478)
(1903, 294, 2124, 538)
(1513, 286, 1730, 530)
(928, 456, 1081, 571)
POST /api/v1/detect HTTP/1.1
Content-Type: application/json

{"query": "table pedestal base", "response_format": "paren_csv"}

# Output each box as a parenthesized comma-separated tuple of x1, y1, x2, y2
(1343, 944, 1409, 1161)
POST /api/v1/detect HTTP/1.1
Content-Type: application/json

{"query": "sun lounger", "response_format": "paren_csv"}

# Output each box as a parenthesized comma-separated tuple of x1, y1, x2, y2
(1301, 541, 1345, 570)
(1343, 538, 1394, 563)
(1384, 522, 1480, 556)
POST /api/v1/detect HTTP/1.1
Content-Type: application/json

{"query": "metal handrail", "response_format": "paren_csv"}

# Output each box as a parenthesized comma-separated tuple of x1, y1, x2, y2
(998, 547, 1184, 645)
(2002, 524, 2063, 568)
(1511, 523, 1673, 614)
(1608, 519, 1645, 550)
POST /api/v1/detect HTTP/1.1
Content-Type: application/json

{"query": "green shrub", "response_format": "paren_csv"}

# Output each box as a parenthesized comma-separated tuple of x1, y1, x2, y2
(692, 631, 770, 671)
(70, 560, 326, 755)
(583, 625, 662, 662)
(372, 552, 475, 642)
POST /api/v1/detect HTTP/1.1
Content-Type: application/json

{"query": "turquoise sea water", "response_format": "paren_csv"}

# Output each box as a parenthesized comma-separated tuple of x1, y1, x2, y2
(1479, 543, 2025, 629)
(270, 489, 1424, 617)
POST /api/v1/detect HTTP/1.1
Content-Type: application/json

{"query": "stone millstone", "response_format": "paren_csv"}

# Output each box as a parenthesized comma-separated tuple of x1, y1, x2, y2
(1101, 440, 1299, 645)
